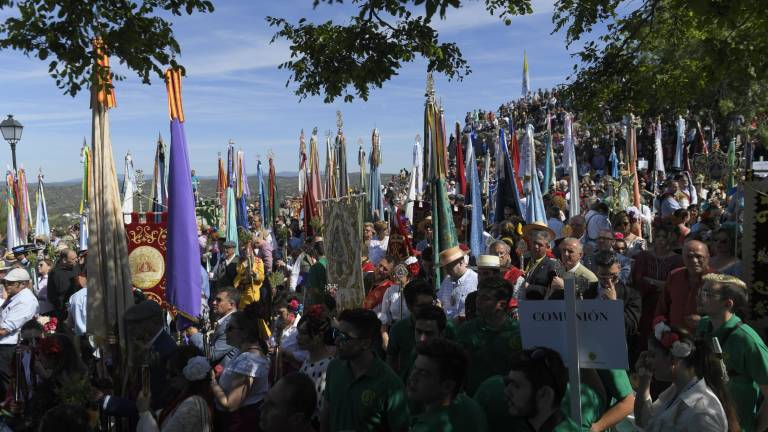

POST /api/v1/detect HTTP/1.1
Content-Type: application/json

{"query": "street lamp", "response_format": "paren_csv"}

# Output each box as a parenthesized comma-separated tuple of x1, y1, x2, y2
(0, 115, 23, 172)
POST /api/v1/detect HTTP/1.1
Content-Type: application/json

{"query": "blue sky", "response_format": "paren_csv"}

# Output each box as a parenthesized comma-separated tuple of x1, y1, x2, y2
(0, 0, 574, 182)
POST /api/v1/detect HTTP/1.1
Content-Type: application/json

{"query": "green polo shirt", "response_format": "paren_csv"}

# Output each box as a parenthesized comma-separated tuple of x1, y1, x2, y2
(455, 317, 522, 396)
(324, 355, 410, 431)
(561, 369, 632, 431)
(473, 375, 533, 432)
(387, 318, 457, 383)
(697, 315, 768, 432)
(410, 392, 488, 432)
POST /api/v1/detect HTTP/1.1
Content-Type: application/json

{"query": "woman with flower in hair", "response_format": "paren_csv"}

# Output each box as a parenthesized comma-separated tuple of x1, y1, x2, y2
(296, 304, 336, 422)
(137, 348, 214, 431)
(634, 319, 740, 432)
(26, 334, 90, 429)
(611, 210, 646, 257)
(210, 302, 271, 431)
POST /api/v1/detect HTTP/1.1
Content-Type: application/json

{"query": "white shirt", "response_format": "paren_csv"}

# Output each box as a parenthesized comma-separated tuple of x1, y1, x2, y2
(548, 217, 565, 239)
(35, 274, 54, 315)
(0, 288, 39, 345)
(645, 378, 727, 432)
(437, 269, 478, 320)
(280, 314, 308, 363)
(380, 284, 409, 325)
(68, 287, 88, 336)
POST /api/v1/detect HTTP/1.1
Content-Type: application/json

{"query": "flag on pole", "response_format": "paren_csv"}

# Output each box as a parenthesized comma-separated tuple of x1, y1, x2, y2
(150, 136, 168, 213)
(654, 118, 665, 178)
(524, 123, 546, 224)
(522, 50, 530, 97)
(121, 153, 135, 213)
(454, 122, 466, 196)
(727, 137, 737, 192)
(543, 115, 554, 194)
(564, 113, 580, 217)
(235, 150, 250, 229)
(369, 129, 384, 221)
(325, 132, 337, 200)
(80, 142, 92, 250)
(413, 136, 423, 200)
(405, 135, 422, 222)
(15, 168, 32, 242)
(257, 159, 268, 227)
(627, 114, 641, 208)
(86, 40, 133, 349)
(268, 155, 278, 227)
(164, 68, 202, 324)
(304, 129, 322, 234)
(5, 172, 19, 250)
(424, 74, 458, 291)
(225, 143, 238, 252)
(336, 113, 350, 197)
(495, 128, 523, 223)
(673, 116, 685, 170)
(35, 172, 50, 240)
(466, 133, 483, 257)
(358, 142, 367, 197)
(298, 130, 307, 197)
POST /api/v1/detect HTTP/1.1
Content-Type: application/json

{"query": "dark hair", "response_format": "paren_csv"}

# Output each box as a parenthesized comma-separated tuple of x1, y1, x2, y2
(337, 308, 381, 343)
(594, 249, 619, 269)
(508, 347, 567, 409)
(413, 304, 447, 332)
(478, 275, 512, 302)
(160, 346, 214, 425)
(230, 302, 270, 352)
(218, 286, 241, 308)
(278, 373, 318, 421)
(650, 328, 740, 432)
(314, 240, 325, 257)
(714, 226, 737, 255)
(298, 309, 335, 346)
(415, 338, 468, 397)
(421, 247, 433, 262)
(39, 405, 91, 432)
(403, 279, 435, 308)
(673, 208, 689, 220)
(380, 255, 396, 266)
(39, 334, 87, 378)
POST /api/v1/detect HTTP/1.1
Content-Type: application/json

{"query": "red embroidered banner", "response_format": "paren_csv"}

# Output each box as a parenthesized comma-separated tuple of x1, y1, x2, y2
(124, 212, 169, 309)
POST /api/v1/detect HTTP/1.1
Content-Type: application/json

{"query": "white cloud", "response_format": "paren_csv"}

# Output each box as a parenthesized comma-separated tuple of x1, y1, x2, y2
(435, 0, 556, 33)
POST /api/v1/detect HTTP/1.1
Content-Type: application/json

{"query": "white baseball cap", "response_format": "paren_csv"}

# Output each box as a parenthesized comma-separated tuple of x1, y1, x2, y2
(4, 268, 30, 282)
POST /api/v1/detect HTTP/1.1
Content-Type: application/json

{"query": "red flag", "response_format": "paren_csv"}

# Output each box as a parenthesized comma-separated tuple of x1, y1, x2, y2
(510, 129, 524, 196)
(455, 123, 466, 196)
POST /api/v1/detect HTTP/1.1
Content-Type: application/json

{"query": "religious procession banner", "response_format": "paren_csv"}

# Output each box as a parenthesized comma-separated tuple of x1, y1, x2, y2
(743, 180, 768, 325)
(323, 196, 364, 311)
(124, 212, 168, 308)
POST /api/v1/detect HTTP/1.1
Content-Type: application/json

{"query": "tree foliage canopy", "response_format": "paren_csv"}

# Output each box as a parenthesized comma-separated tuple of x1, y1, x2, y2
(266, 0, 533, 102)
(0, 0, 214, 96)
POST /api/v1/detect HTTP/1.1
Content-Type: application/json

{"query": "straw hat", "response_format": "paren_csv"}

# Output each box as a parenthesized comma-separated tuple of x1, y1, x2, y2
(438, 245, 466, 267)
(476, 255, 500, 269)
(522, 221, 556, 242)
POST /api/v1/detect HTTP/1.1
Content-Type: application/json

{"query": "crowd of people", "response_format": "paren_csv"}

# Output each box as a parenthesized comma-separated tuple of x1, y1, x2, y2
(0, 88, 762, 432)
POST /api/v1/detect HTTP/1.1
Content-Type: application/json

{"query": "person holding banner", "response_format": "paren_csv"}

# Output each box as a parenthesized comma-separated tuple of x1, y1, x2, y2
(634, 322, 738, 432)
(696, 274, 768, 432)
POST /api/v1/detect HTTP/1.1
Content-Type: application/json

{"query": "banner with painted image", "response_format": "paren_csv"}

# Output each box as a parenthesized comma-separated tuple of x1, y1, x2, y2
(743, 180, 768, 324)
(124, 212, 169, 309)
(323, 195, 364, 311)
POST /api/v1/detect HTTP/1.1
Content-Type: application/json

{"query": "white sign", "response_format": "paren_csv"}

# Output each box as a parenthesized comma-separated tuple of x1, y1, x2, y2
(518, 299, 629, 370)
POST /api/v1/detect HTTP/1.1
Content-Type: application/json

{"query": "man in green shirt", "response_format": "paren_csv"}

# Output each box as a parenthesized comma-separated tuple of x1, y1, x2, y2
(387, 279, 440, 381)
(456, 275, 522, 395)
(305, 237, 327, 305)
(407, 338, 488, 431)
(696, 273, 768, 432)
(321, 308, 410, 432)
(503, 347, 579, 432)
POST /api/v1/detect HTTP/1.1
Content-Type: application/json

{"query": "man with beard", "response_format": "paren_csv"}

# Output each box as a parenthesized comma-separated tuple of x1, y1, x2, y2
(503, 347, 578, 431)
(46, 248, 80, 320)
(407, 338, 487, 431)
(321, 308, 409, 431)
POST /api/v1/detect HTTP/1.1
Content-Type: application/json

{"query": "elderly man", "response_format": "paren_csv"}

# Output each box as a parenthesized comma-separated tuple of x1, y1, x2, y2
(0, 268, 39, 396)
(437, 245, 478, 322)
(567, 214, 587, 241)
(551, 237, 597, 296)
(656, 239, 712, 332)
(521, 224, 564, 300)
(213, 240, 239, 290)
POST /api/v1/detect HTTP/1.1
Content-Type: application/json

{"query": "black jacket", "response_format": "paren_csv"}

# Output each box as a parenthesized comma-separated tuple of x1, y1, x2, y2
(46, 262, 80, 309)
(583, 281, 641, 337)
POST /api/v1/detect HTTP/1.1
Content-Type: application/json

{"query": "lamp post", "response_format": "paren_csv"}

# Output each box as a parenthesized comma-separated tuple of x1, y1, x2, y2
(0, 115, 23, 172)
